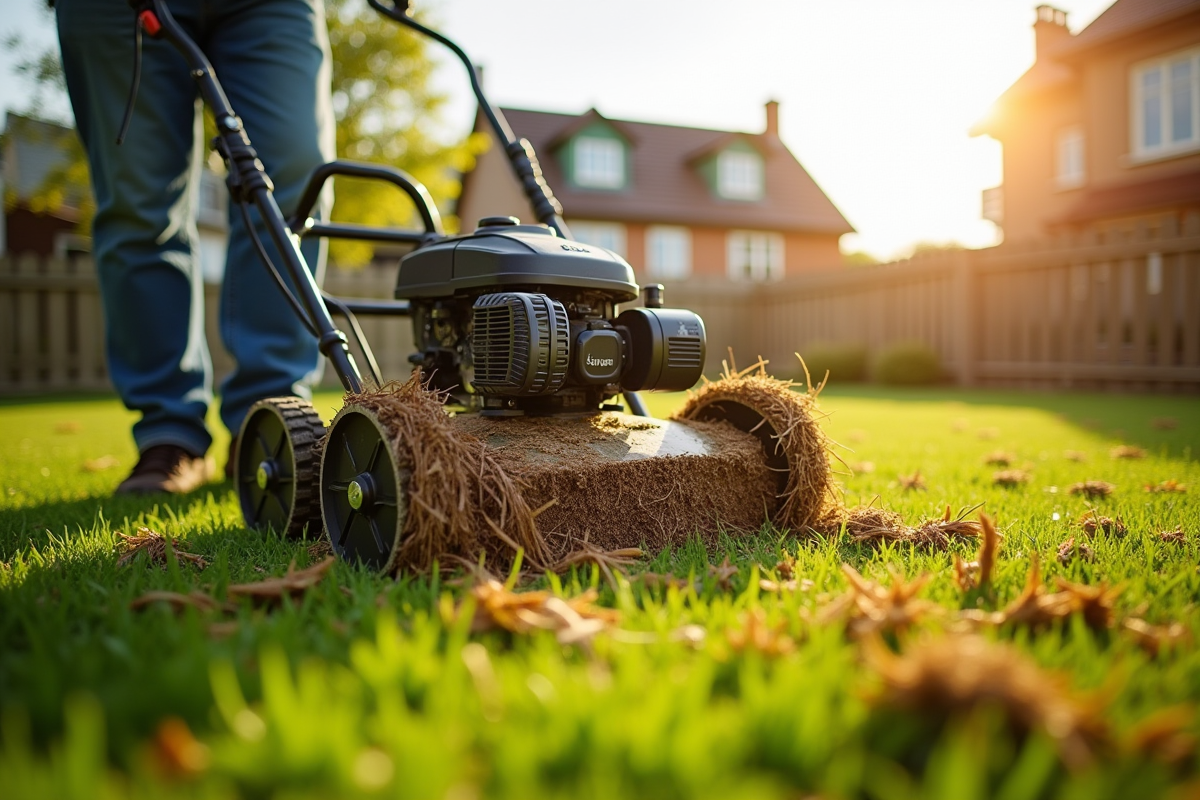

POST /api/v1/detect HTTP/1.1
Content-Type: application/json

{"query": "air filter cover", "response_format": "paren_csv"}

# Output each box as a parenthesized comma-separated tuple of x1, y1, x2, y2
(471, 292, 570, 396)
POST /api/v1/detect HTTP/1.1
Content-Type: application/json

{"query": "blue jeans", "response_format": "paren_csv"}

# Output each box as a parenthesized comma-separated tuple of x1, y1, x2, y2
(57, 0, 334, 457)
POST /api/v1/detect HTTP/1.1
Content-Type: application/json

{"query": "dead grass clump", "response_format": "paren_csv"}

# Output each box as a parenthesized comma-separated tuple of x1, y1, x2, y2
(831, 504, 983, 552)
(983, 450, 1016, 467)
(1145, 480, 1187, 494)
(307, 539, 333, 560)
(1151, 417, 1178, 431)
(116, 527, 207, 569)
(953, 512, 1000, 592)
(1111, 445, 1147, 460)
(910, 508, 985, 550)
(862, 634, 1109, 770)
(1064, 450, 1088, 462)
(727, 609, 795, 657)
(1068, 480, 1115, 499)
(992, 469, 1030, 488)
(817, 564, 939, 638)
(467, 580, 620, 645)
(344, 377, 548, 572)
(1122, 618, 1190, 657)
(1057, 537, 1096, 565)
(898, 471, 926, 491)
(1158, 526, 1188, 545)
(989, 557, 1119, 632)
(673, 355, 835, 532)
(1079, 510, 1127, 538)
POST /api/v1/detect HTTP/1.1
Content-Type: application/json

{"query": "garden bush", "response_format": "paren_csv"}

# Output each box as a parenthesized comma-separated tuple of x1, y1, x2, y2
(872, 340, 942, 385)
(797, 341, 868, 385)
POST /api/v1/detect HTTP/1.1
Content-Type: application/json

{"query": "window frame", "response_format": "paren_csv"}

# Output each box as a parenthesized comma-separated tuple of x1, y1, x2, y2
(1130, 47, 1200, 161)
(645, 225, 692, 280)
(726, 230, 784, 282)
(573, 135, 626, 190)
(716, 149, 764, 201)
(1055, 126, 1086, 190)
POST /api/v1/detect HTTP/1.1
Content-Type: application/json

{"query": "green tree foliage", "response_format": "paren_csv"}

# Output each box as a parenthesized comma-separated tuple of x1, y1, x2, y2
(326, 0, 486, 265)
(3, 0, 484, 265)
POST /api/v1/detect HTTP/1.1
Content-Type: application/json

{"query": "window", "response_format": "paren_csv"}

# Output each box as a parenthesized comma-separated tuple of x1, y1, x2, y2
(1132, 49, 1200, 158)
(1055, 127, 1085, 189)
(981, 186, 1003, 224)
(716, 150, 763, 200)
(573, 136, 625, 189)
(569, 220, 626, 257)
(727, 231, 784, 282)
(645, 226, 691, 280)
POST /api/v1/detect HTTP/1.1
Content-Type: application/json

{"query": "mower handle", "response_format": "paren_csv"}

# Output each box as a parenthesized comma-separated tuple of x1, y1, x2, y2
(288, 159, 446, 242)
(367, 0, 572, 241)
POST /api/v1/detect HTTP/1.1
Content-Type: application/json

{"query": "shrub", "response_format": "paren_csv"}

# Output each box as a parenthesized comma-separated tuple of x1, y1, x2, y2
(872, 341, 942, 385)
(797, 342, 868, 386)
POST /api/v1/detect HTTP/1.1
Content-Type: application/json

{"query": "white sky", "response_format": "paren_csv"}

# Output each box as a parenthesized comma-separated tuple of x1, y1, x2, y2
(1, 0, 1116, 260)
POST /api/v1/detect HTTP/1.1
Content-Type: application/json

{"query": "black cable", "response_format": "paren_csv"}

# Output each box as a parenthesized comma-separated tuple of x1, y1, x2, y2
(236, 199, 319, 339)
(322, 294, 383, 389)
(115, 15, 142, 145)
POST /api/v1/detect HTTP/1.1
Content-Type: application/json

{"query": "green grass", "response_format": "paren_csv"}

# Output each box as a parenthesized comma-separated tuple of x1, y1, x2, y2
(1, 386, 1198, 799)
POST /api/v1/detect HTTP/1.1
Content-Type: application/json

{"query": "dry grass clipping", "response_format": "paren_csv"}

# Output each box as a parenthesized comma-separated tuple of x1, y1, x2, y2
(983, 450, 1015, 467)
(831, 504, 983, 552)
(1057, 536, 1096, 565)
(727, 609, 795, 657)
(1069, 480, 1115, 499)
(1111, 445, 1147, 460)
(953, 512, 1001, 592)
(673, 355, 834, 532)
(965, 557, 1121, 631)
(226, 557, 335, 606)
(898, 471, 927, 491)
(344, 377, 549, 572)
(116, 527, 206, 569)
(863, 634, 1110, 770)
(466, 580, 620, 645)
(1145, 480, 1187, 494)
(1158, 526, 1188, 545)
(817, 564, 939, 638)
(1122, 618, 1190, 657)
(1079, 510, 1127, 538)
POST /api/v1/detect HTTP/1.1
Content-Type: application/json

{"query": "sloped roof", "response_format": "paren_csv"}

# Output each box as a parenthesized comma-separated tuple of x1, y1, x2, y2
(969, 58, 1076, 136)
(495, 107, 853, 235)
(1054, 0, 1200, 58)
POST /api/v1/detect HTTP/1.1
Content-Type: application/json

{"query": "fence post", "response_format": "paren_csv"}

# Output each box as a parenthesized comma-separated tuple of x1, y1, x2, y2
(952, 250, 975, 386)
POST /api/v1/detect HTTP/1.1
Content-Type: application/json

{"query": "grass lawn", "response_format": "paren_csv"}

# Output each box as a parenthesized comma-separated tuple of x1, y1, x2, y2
(1, 384, 1198, 799)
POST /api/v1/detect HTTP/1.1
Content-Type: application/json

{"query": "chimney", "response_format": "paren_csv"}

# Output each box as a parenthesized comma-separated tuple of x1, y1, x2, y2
(1033, 5, 1070, 59)
(764, 99, 779, 137)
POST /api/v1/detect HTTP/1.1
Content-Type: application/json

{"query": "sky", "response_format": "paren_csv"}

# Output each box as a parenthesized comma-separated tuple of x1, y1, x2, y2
(1, 0, 1116, 261)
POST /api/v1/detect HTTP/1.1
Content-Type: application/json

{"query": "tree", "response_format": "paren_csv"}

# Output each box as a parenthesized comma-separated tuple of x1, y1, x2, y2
(3, 0, 483, 265)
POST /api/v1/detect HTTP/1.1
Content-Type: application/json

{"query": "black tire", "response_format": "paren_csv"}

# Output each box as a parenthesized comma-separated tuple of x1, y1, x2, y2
(320, 404, 409, 573)
(235, 397, 326, 538)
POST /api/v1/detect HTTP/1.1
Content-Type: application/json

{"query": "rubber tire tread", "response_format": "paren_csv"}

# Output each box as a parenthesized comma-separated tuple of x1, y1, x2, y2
(246, 397, 326, 539)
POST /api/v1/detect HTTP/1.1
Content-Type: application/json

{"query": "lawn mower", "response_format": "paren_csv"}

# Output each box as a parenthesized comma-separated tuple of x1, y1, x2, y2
(124, 0, 831, 573)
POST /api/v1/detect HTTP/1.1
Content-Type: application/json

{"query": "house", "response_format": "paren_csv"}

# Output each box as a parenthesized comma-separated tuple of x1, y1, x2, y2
(971, 1, 1200, 242)
(457, 102, 853, 284)
(2, 112, 230, 281)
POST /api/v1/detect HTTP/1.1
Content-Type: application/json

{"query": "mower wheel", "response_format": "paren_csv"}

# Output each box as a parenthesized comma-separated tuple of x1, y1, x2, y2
(320, 405, 409, 572)
(235, 397, 326, 538)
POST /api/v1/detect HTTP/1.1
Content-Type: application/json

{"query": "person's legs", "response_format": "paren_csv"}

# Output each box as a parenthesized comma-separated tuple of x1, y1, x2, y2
(56, 0, 214, 461)
(208, 0, 336, 441)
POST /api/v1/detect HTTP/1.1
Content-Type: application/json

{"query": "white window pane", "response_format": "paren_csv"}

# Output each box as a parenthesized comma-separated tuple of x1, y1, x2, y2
(575, 137, 624, 188)
(570, 221, 626, 257)
(717, 151, 763, 199)
(1143, 68, 1163, 148)
(1171, 60, 1193, 143)
(646, 226, 691, 279)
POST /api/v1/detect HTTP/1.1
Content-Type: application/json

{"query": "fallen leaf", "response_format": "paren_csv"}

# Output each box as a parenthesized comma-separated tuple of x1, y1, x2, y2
(226, 557, 336, 606)
(153, 717, 209, 778)
(467, 580, 620, 646)
(1145, 480, 1187, 494)
(82, 455, 120, 472)
(1122, 618, 1189, 657)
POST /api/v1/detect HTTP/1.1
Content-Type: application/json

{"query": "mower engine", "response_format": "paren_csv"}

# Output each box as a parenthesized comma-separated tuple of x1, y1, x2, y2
(398, 216, 706, 414)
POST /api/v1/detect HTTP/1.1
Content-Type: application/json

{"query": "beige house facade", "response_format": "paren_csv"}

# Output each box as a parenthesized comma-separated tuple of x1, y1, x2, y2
(973, 0, 1200, 243)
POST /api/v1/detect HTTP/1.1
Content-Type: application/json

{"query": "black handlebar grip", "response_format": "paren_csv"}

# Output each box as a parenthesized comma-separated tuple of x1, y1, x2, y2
(505, 138, 564, 224)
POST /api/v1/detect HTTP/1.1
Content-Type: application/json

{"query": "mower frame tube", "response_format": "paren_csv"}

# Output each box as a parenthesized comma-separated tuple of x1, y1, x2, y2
(135, 0, 364, 394)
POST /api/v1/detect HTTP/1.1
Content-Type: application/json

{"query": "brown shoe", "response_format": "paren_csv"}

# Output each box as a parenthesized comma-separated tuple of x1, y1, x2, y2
(115, 444, 213, 495)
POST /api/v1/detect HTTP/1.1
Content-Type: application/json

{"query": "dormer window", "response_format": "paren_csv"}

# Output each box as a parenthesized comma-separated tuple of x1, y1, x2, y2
(717, 150, 763, 200)
(574, 136, 625, 189)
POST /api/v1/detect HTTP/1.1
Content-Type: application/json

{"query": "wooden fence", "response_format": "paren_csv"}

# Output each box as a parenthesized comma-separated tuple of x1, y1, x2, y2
(3, 218, 1198, 395)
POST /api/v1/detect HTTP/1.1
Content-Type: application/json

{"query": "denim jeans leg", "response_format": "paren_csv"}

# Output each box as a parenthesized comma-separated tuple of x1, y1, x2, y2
(56, 0, 213, 457)
(209, 0, 336, 438)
